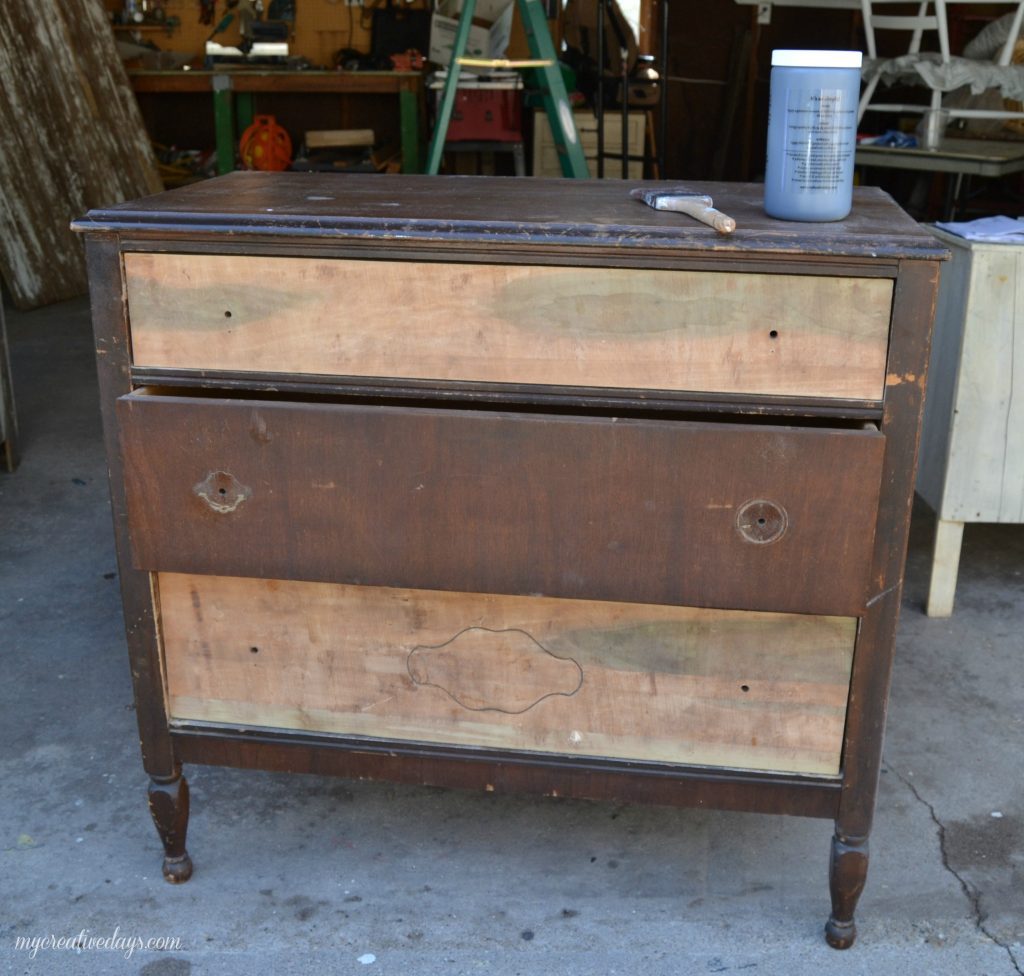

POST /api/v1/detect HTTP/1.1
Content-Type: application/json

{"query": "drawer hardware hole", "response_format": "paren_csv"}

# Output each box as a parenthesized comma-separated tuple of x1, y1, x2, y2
(736, 499, 788, 545)
(193, 470, 252, 514)
(224, 310, 232, 318)
(769, 329, 779, 339)
(741, 684, 750, 692)
(250, 646, 259, 654)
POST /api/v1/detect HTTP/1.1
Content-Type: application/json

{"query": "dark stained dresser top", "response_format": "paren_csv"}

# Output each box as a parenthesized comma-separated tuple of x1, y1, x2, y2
(73, 172, 947, 260)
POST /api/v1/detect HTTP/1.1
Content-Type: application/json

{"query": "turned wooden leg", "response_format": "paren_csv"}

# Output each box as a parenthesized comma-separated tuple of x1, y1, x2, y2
(148, 771, 193, 883)
(825, 830, 868, 949)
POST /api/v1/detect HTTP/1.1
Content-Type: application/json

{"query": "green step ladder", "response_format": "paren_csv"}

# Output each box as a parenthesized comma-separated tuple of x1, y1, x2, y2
(426, 0, 590, 178)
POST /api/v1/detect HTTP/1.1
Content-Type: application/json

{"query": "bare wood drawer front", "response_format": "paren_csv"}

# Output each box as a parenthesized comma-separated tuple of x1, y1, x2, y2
(124, 253, 893, 401)
(160, 573, 857, 776)
(118, 392, 884, 615)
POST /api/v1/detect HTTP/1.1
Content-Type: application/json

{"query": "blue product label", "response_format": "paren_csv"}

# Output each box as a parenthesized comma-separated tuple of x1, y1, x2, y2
(783, 88, 855, 192)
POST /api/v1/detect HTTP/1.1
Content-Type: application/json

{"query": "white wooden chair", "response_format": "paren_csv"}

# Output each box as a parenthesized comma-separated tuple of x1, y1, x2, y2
(859, 0, 1024, 126)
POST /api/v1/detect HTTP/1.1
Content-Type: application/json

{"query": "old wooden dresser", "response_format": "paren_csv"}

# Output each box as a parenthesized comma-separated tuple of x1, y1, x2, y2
(74, 174, 944, 947)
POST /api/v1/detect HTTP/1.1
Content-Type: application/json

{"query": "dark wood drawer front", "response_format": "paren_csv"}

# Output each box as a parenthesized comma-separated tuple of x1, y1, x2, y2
(117, 393, 884, 615)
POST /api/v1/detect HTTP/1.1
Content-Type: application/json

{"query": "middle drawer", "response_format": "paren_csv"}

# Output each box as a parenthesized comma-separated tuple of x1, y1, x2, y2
(117, 392, 884, 616)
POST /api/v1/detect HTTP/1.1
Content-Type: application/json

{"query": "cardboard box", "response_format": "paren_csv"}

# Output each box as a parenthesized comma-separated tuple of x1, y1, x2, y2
(438, 0, 511, 21)
(428, 1, 514, 65)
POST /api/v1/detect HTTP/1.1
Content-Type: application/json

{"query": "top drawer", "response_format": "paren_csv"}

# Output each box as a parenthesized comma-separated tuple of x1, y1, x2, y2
(124, 253, 892, 401)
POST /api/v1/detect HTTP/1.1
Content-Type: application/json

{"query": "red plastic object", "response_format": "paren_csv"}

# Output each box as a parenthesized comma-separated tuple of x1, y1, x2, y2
(239, 115, 293, 171)
(446, 89, 522, 143)
(390, 49, 426, 71)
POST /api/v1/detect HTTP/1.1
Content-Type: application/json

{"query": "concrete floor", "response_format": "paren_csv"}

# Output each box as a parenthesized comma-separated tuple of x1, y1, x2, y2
(1, 296, 1021, 976)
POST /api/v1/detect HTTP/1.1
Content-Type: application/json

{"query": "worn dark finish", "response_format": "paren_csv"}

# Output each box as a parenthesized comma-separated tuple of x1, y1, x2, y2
(118, 393, 884, 617)
(85, 241, 177, 779)
(73, 172, 945, 260)
(129, 367, 887, 420)
(826, 832, 869, 949)
(171, 728, 843, 820)
(76, 175, 944, 943)
(147, 771, 193, 883)
(825, 259, 941, 946)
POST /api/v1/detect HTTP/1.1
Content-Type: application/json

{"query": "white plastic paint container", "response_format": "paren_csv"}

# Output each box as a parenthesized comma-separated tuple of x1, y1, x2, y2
(763, 50, 863, 222)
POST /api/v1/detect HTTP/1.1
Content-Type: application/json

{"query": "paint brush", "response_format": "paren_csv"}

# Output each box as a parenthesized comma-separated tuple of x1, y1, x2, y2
(630, 187, 737, 234)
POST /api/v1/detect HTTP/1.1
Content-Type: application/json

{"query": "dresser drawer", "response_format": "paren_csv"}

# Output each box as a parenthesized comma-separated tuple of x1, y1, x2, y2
(118, 391, 884, 615)
(124, 252, 893, 401)
(159, 573, 856, 776)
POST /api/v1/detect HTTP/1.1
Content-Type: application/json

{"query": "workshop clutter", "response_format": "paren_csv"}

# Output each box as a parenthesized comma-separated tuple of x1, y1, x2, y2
(429, 71, 523, 142)
(239, 114, 293, 170)
(428, 0, 514, 64)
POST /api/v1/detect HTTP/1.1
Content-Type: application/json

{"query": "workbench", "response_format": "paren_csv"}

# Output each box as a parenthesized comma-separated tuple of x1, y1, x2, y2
(855, 137, 1024, 179)
(74, 174, 944, 947)
(128, 70, 425, 174)
(855, 138, 1024, 220)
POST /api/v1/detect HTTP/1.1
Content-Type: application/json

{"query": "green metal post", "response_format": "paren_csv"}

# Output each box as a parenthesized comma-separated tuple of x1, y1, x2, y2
(212, 75, 235, 175)
(425, 0, 478, 175)
(235, 91, 255, 138)
(517, 0, 589, 178)
(399, 87, 420, 173)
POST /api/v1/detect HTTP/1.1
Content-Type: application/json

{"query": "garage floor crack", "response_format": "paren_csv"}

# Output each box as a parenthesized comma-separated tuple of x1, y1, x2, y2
(885, 760, 1023, 975)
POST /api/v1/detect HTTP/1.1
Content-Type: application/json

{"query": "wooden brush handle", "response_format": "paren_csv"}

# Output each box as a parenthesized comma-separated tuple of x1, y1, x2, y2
(672, 198, 737, 234)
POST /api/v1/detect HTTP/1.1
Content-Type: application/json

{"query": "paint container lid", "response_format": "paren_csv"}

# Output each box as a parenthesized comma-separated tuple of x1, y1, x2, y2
(771, 50, 863, 68)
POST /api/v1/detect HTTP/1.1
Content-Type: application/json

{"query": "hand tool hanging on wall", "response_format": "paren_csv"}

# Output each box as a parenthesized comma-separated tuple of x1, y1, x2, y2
(207, 0, 238, 40)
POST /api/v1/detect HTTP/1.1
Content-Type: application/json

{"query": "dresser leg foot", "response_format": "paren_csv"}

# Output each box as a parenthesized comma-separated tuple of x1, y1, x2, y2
(825, 830, 868, 949)
(148, 772, 193, 884)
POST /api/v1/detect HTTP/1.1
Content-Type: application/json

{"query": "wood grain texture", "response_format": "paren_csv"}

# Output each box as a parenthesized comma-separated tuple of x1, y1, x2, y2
(73, 173, 947, 261)
(84, 238, 177, 777)
(928, 235, 1024, 523)
(0, 0, 160, 308)
(117, 392, 886, 616)
(821, 259, 940, 945)
(159, 573, 857, 776)
(836, 258, 940, 837)
(124, 253, 893, 400)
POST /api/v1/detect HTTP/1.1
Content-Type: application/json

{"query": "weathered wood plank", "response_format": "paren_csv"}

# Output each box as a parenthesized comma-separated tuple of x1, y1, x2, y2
(159, 573, 857, 776)
(0, 0, 160, 308)
(124, 253, 893, 400)
(943, 245, 1024, 523)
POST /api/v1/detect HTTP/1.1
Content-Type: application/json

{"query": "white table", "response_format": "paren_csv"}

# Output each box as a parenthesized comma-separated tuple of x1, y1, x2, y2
(916, 227, 1024, 615)
(855, 138, 1024, 178)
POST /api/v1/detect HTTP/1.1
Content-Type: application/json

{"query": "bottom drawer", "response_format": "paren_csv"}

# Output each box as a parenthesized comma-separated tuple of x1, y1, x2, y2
(159, 573, 856, 777)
